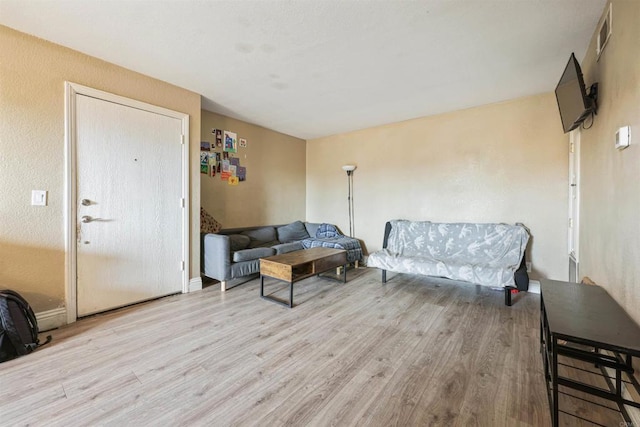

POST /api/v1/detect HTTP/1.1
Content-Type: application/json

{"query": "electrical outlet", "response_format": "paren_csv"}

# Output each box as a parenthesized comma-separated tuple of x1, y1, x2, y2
(526, 262, 532, 273)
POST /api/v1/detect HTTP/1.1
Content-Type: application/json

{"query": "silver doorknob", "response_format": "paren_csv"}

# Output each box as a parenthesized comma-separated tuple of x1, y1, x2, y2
(81, 215, 94, 223)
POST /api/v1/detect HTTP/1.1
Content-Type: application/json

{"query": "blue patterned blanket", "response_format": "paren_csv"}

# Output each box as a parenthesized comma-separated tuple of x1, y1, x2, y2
(301, 226, 363, 263)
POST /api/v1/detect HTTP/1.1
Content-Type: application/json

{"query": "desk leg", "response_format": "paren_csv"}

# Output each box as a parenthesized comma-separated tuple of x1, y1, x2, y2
(540, 296, 544, 354)
(260, 275, 264, 297)
(552, 336, 559, 426)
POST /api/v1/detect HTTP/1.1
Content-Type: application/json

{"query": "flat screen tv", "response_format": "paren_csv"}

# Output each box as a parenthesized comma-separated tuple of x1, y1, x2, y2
(555, 53, 596, 133)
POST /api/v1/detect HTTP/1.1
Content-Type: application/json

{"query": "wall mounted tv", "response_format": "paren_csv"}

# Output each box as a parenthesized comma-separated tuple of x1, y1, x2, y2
(555, 53, 598, 133)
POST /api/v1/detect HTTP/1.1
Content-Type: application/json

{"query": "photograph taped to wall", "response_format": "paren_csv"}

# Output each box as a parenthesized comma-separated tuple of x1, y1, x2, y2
(211, 128, 217, 135)
(222, 159, 230, 172)
(239, 138, 247, 148)
(230, 165, 237, 177)
(201, 164, 209, 174)
(223, 130, 237, 153)
(228, 176, 239, 186)
(200, 151, 209, 164)
(230, 157, 240, 167)
(221, 171, 231, 181)
(201, 141, 211, 151)
(237, 166, 246, 181)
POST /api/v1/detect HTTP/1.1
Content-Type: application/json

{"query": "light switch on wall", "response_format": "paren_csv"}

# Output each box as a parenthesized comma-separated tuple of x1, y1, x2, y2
(615, 126, 631, 150)
(31, 190, 48, 206)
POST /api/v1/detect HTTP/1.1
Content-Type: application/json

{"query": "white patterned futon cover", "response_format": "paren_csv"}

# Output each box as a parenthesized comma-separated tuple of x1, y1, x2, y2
(367, 220, 529, 288)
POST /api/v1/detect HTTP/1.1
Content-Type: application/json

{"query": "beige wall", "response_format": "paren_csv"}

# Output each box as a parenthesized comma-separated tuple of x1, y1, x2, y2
(200, 110, 306, 228)
(0, 25, 201, 312)
(307, 93, 569, 280)
(578, 1, 640, 323)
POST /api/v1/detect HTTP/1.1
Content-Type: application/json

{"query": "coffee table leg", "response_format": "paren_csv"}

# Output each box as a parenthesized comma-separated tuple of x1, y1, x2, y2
(289, 281, 293, 308)
(260, 275, 264, 297)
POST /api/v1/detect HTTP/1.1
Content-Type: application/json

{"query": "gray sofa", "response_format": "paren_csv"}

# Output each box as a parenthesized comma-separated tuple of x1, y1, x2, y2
(367, 220, 530, 306)
(202, 221, 363, 291)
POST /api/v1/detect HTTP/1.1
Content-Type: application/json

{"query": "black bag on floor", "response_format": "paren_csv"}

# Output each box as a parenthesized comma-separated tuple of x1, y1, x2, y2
(0, 290, 51, 363)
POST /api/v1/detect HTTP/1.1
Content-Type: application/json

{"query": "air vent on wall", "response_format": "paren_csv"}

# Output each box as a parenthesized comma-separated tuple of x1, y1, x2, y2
(596, 3, 612, 60)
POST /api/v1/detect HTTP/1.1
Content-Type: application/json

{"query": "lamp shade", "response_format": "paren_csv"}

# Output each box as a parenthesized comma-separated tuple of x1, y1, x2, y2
(342, 165, 357, 172)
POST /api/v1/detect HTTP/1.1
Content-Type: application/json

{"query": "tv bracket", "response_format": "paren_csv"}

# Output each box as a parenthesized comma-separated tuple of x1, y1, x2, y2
(587, 82, 599, 115)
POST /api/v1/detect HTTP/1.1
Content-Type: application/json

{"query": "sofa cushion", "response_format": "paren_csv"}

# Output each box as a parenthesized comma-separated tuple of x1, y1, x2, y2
(228, 234, 250, 251)
(232, 247, 276, 262)
(272, 241, 304, 255)
(367, 250, 517, 288)
(252, 240, 281, 249)
(241, 226, 277, 247)
(276, 221, 310, 243)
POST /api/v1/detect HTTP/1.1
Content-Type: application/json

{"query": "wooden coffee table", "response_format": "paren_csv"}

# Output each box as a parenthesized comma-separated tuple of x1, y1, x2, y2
(260, 247, 347, 308)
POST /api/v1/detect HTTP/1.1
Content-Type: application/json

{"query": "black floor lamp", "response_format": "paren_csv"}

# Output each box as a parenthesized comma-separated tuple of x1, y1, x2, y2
(342, 165, 356, 237)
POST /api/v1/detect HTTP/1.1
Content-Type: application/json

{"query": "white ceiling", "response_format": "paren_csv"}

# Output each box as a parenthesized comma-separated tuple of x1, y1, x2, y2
(0, 0, 605, 139)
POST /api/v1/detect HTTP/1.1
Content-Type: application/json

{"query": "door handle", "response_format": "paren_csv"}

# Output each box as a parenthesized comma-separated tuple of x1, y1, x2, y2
(81, 215, 94, 223)
(81, 199, 92, 206)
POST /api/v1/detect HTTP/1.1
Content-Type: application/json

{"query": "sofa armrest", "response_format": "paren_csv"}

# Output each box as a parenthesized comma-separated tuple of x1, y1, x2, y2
(203, 233, 232, 281)
(382, 221, 393, 249)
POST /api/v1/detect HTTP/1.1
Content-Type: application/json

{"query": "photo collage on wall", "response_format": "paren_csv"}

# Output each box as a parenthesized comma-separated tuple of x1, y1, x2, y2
(201, 128, 248, 185)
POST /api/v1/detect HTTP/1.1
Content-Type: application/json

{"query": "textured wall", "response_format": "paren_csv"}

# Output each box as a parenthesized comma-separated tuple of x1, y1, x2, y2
(200, 110, 306, 228)
(578, 0, 640, 323)
(0, 25, 201, 312)
(306, 93, 569, 280)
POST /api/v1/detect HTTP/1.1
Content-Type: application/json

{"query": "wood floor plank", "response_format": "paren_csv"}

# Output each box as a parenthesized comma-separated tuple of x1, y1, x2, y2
(0, 268, 632, 426)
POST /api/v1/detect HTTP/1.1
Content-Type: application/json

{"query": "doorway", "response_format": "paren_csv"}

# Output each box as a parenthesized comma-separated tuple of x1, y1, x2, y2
(65, 83, 190, 321)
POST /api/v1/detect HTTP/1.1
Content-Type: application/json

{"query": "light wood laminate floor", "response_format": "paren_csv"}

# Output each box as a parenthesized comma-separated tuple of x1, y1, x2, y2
(0, 268, 630, 426)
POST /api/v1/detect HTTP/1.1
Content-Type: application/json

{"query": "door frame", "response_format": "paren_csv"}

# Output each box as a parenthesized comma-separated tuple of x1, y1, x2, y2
(568, 129, 580, 278)
(64, 82, 190, 324)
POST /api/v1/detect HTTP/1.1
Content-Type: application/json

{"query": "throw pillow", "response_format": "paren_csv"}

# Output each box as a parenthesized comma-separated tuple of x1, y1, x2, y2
(304, 222, 322, 239)
(200, 207, 221, 234)
(277, 221, 310, 243)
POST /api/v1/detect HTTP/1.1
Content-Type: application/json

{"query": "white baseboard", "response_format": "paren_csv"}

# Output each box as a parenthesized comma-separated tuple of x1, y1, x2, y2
(189, 277, 203, 292)
(36, 307, 67, 331)
(528, 280, 540, 294)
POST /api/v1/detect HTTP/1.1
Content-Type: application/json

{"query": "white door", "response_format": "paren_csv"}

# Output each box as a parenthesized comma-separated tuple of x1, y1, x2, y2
(76, 94, 183, 316)
(568, 129, 580, 280)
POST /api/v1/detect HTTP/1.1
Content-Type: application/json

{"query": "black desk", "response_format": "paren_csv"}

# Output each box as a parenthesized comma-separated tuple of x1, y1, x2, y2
(540, 279, 640, 426)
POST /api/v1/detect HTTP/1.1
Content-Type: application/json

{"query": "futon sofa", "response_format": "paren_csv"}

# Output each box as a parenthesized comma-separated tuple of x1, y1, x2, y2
(367, 220, 530, 306)
(202, 221, 363, 291)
